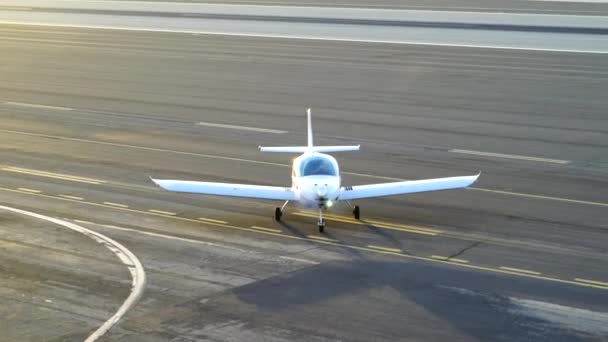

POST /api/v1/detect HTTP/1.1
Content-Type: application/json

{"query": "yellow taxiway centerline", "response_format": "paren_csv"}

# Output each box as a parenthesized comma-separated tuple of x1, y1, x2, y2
(294, 211, 439, 236)
(2, 186, 607, 291)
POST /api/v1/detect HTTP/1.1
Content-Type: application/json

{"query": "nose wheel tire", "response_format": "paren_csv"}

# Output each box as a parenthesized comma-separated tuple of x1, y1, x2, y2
(318, 220, 325, 233)
(275, 207, 282, 221)
(353, 205, 360, 220)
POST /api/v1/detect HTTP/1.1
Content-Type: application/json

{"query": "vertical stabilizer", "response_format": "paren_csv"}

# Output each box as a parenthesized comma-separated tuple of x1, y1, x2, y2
(307, 108, 313, 149)
(258, 108, 359, 153)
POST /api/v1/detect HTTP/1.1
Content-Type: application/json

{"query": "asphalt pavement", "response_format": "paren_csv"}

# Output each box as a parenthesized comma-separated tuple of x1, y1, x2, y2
(0, 25, 607, 341)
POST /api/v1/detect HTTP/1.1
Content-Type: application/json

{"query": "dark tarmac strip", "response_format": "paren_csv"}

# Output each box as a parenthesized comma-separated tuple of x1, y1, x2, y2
(47, 0, 608, 15)
(0, 25, 607, 341)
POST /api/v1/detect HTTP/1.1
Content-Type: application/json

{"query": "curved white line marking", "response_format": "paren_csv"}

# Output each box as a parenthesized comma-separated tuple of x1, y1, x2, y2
(0, 204, 146, 342)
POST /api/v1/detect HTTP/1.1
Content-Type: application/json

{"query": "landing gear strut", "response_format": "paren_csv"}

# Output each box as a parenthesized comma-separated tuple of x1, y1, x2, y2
(318, 208, 325, 233)
(275, 200, 290, 221)
(353, 205, 360, 220)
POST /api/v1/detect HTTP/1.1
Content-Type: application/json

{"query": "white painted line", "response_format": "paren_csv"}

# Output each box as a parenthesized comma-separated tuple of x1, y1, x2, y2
(0, 128, 606, 208)
(307, 235, 338, 242)
(3, 166, 106, 184)
(4, 101, 73, 111)
(17, 188, 41, 193)
(500, 266, 541, 275)
(0, 21, 606, 54)
(104, 202, 129, 208)
(97, 223, 250, 253)
(198, 217, 228, 224)
(74, 219, 94, 225)
(431, 255, 469, 263)
(251, 225, 281, 233)
(574, 278, 608, 287)
(196, 121, 287, 134)
(367, 245, 402, 253)
(59, 195, 84, 200)
(449, 149, 570, 164)
(469, 187, 608, 208)
(0, 205, 145, 342)
(148, 209, 176, 216)
(279, 255, 319, 265)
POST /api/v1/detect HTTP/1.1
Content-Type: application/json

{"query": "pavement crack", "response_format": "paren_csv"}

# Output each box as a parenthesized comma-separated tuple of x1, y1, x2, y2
(448, 240, 483, 260)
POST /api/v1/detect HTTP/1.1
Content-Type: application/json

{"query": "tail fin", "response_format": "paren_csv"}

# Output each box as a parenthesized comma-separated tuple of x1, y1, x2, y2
(307, 108, 313, 148)
(258, 108, 360, 153)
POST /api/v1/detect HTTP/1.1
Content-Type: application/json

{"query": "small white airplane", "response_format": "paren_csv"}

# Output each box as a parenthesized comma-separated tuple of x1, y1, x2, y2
(152, 109, 480, 232)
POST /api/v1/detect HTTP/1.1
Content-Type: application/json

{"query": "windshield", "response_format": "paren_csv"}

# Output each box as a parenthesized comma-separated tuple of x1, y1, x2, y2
(300, 156, 337, 176)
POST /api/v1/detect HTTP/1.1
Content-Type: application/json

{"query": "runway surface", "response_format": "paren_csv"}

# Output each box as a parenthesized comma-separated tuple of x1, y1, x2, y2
(82, 0, 608, 15)
(0, 24, 607, 341)
(2, 2, 608, 53)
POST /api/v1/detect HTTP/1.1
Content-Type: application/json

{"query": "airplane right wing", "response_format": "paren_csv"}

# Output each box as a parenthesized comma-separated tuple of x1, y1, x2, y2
(338, 173, 479, 200)
(151, 178, 296, 201)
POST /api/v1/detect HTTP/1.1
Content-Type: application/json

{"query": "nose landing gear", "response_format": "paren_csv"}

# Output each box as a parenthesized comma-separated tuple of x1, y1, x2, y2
(318, 208, 325, 232)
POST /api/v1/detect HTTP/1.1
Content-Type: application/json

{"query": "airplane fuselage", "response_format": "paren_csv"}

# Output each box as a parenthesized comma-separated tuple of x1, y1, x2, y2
(291, 152, 341, 209)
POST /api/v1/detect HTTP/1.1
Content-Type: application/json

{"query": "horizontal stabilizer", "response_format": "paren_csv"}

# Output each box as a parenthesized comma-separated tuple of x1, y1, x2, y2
(259, 145, 360, 153)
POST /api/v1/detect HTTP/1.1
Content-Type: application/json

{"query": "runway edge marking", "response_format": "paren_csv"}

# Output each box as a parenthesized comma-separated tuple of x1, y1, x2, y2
(0, 204, 146, 342)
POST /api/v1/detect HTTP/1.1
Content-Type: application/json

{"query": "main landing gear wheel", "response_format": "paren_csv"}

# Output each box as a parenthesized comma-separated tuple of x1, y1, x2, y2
(318, 220, 325, 233)
(275, 207, 282, 221)
(353, 205, 360, 220)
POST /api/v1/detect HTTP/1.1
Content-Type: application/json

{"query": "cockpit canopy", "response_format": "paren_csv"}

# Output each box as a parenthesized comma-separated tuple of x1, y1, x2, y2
(299, 155, 338, 176)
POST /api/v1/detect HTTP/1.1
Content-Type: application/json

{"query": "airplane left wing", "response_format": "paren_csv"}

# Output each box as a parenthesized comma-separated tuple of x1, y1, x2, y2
(151, 179, 296, 201)
(339, 173, 479, 200)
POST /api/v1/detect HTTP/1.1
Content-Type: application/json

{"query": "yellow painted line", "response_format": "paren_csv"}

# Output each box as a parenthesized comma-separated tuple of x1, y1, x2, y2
(499, 266, 541, 275)
(251, 225, 281, 233)
(307, 235, 339, 242)
(367, 245, 402, 253)
(103, 202, 129, 208)
(198, 217, 228, 224)
(2, 186, 607, 291)
(148, 209, 176, 216)
(294, 212, 438, 236)
(0, 128, 606, 209)
(17, 188, 41, 193)
(574, 278, 608, 287)
(2, 167, 105, 184)
(59, 195, 83, 200)
(431, 255, 469, 264)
